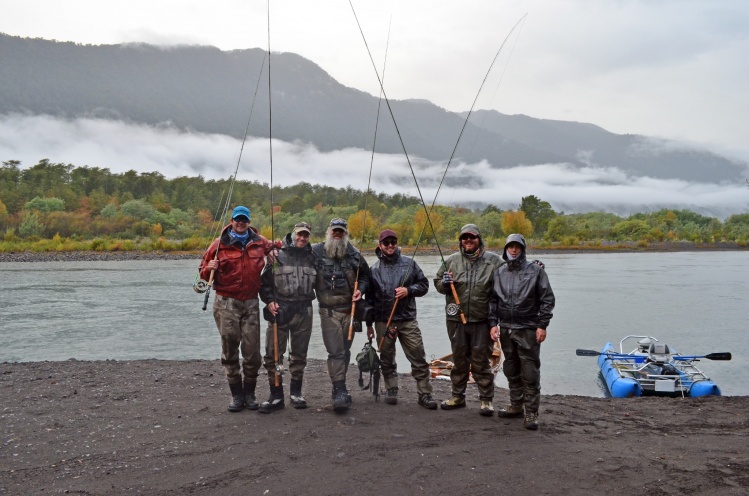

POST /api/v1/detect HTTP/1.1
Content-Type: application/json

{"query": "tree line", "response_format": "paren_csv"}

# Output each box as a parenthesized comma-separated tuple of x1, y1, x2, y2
(1, 159, 748, 252)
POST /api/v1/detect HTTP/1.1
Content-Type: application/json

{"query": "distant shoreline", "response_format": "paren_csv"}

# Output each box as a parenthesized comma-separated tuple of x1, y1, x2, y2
(1, 241, 746, 263)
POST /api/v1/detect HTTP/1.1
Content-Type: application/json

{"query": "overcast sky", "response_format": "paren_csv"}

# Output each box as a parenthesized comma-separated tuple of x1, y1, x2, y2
(3, 0, 749, 162)
(2, 1, 749, 216)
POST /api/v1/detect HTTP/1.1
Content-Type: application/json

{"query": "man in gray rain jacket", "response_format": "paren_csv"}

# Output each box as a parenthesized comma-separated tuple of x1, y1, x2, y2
(434, 224, 503, 416)
(312, 218, 370, 413)
(258, 222, 317, 413)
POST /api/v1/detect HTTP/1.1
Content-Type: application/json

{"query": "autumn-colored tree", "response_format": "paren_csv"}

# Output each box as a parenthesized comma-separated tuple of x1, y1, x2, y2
(347, 210, 378, 244)
(501, 210, 533, 239)
(259, 225, 273, 240)
(413, 209, 445, 244)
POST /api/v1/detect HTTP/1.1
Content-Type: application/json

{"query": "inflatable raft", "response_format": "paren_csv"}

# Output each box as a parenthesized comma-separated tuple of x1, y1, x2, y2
(580, 336, 728, 398)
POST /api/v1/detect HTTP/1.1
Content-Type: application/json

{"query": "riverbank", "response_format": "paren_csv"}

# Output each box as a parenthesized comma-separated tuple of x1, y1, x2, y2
(1, 241, 747, 263)
(1, 359, 747, 495)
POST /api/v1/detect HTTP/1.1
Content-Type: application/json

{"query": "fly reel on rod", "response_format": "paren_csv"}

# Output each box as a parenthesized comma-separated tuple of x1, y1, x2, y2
(193, 276, 210, 294)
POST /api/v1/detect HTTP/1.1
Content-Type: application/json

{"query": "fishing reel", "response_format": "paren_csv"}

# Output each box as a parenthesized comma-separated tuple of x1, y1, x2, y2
(446, 303, 459, 316)
(275, 362, 285, 376)
(193, 278, 210, 294)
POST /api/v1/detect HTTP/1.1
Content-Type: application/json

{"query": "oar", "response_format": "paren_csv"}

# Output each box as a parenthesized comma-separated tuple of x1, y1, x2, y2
(576, 349, 731, 361)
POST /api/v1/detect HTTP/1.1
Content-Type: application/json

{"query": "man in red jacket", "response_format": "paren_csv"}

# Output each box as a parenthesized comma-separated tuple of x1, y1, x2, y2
(199, 206, 278, 412)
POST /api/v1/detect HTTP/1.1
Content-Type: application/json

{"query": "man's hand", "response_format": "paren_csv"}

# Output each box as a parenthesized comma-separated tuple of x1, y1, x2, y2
(442, 271, 453, 285)
(268, 301, 279, 316)
(490, 325, 499, 341)
(536, 328, 547, 344)
(267, 248, 279, 264)
(394, 287, 408, 300)
(366, 325, 374, 340)
(352, 289, 362, 302)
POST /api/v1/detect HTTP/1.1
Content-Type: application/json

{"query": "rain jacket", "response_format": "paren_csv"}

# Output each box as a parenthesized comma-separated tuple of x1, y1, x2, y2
(366, 247, 429, 323)
(488, 251, 555, 330)
(259, 232, 317, 304)
(199, 224, 276, 301)
(434, 249, 503, 323)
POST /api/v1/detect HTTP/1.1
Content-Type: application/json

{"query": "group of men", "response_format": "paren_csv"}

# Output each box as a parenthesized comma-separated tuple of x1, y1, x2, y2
(199, 206, 555, 430)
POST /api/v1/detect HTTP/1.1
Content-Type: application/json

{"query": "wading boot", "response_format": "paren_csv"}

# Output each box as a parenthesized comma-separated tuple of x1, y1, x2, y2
(332, 381, 351, 413)
(384, 388, 398, 405)
(524, 411, 539, 430)
(497, 404, 524, 418)
(418, 393, 438, 410)
(243, 381, 259, 411)
(227, 383, 245, 413)
(479, 400, 495, 417)
(258, 384, 285, 414)
(440, 395, 466, 410)
(290, 379, 307, 409)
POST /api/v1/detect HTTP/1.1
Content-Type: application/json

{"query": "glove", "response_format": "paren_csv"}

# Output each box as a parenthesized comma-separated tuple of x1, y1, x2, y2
(442, 272, 453, 285)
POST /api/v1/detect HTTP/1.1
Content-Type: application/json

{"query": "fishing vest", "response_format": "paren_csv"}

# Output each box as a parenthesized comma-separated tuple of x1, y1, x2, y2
(272, 247, 317, 303)
(312, 242, 361, 307)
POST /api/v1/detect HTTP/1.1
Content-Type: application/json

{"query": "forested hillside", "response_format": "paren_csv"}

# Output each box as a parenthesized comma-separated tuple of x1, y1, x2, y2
(2, 159, 748, 253)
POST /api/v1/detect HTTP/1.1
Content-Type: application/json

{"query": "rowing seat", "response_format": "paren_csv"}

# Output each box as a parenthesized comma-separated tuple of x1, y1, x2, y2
(647, 342, 672, 364)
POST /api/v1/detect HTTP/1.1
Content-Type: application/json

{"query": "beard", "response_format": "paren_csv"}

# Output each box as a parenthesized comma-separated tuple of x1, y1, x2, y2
(324, 231, 349, 259)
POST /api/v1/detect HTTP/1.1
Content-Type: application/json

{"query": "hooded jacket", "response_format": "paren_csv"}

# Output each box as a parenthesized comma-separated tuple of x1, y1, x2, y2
(366, 247, 429, 323)
(199, 224, 277, 301)
(433, 227, 503, 323)
(259, 232, 317, 305)
(488, 234, 555, 330)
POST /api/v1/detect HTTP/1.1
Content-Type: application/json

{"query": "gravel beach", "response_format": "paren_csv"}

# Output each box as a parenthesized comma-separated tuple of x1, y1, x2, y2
(1, 359, 748, 495)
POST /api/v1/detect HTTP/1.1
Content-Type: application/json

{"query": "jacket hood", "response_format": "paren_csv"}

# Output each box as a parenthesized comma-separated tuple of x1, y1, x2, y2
(281, 232, 312, 254)
(502, 233, 527, 261)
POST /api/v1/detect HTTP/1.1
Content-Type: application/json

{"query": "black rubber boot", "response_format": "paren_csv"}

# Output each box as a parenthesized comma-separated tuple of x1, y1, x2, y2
(290, 379, 307, 409)
(243, 381, 259, 411)
(332, 380, 351, 413)
(258, 384, 285, 414)
(227, 382, 245, 412)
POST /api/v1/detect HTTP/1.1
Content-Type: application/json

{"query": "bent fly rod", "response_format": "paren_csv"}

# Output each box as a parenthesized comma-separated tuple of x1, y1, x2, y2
(194, 50, 268, 311)
(348, 18, 392, 343)
(267, 1, 283, 387)
(349, 2, 526, 327)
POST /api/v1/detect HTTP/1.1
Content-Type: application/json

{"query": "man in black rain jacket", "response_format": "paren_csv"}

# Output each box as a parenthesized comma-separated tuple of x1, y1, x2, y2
(365, 229, 438, 409)
(489, 233, 555, 430)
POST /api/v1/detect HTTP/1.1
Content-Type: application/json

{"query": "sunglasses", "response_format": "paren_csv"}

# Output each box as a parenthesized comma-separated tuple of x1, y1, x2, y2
(380, 239, 398, 247)
(460, 234, 478, 241)
(232, 217, 249, 223)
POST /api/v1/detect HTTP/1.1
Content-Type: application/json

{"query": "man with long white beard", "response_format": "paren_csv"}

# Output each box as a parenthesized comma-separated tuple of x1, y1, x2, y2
(312, 218, 370, 412)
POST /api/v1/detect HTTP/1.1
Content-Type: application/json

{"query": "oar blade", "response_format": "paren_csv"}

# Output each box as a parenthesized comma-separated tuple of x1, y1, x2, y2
(576, 349, 602, 357)
(704, 352, 732, 361)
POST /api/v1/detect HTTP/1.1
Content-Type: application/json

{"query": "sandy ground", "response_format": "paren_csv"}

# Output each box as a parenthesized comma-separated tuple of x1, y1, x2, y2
(1, 359, 748, 496)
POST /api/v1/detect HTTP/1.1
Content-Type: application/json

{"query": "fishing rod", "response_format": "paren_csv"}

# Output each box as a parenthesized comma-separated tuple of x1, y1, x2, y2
(267, 1, 282, 388)
(350, 3, 526, 326)
(407, 14, 527, 322)
(348, 18, 392, 343)
(196, 50, 269, 311)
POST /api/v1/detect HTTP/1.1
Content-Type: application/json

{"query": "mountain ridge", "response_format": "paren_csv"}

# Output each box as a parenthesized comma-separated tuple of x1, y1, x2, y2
(1, 32, 745, 183)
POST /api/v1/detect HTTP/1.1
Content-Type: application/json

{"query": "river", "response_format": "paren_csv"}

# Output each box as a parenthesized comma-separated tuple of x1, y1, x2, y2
(1, 251, 747, 397)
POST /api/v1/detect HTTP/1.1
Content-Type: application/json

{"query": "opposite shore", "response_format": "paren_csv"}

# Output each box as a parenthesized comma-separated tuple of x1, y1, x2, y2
(1, 241, 748, 263)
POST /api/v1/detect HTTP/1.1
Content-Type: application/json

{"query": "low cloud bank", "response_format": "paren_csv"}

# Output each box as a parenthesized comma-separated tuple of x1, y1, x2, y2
(2, 115, 747, 218)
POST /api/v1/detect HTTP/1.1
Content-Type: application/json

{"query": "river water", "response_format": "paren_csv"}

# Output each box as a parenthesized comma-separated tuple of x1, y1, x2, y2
(1, 252, 747, 397)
